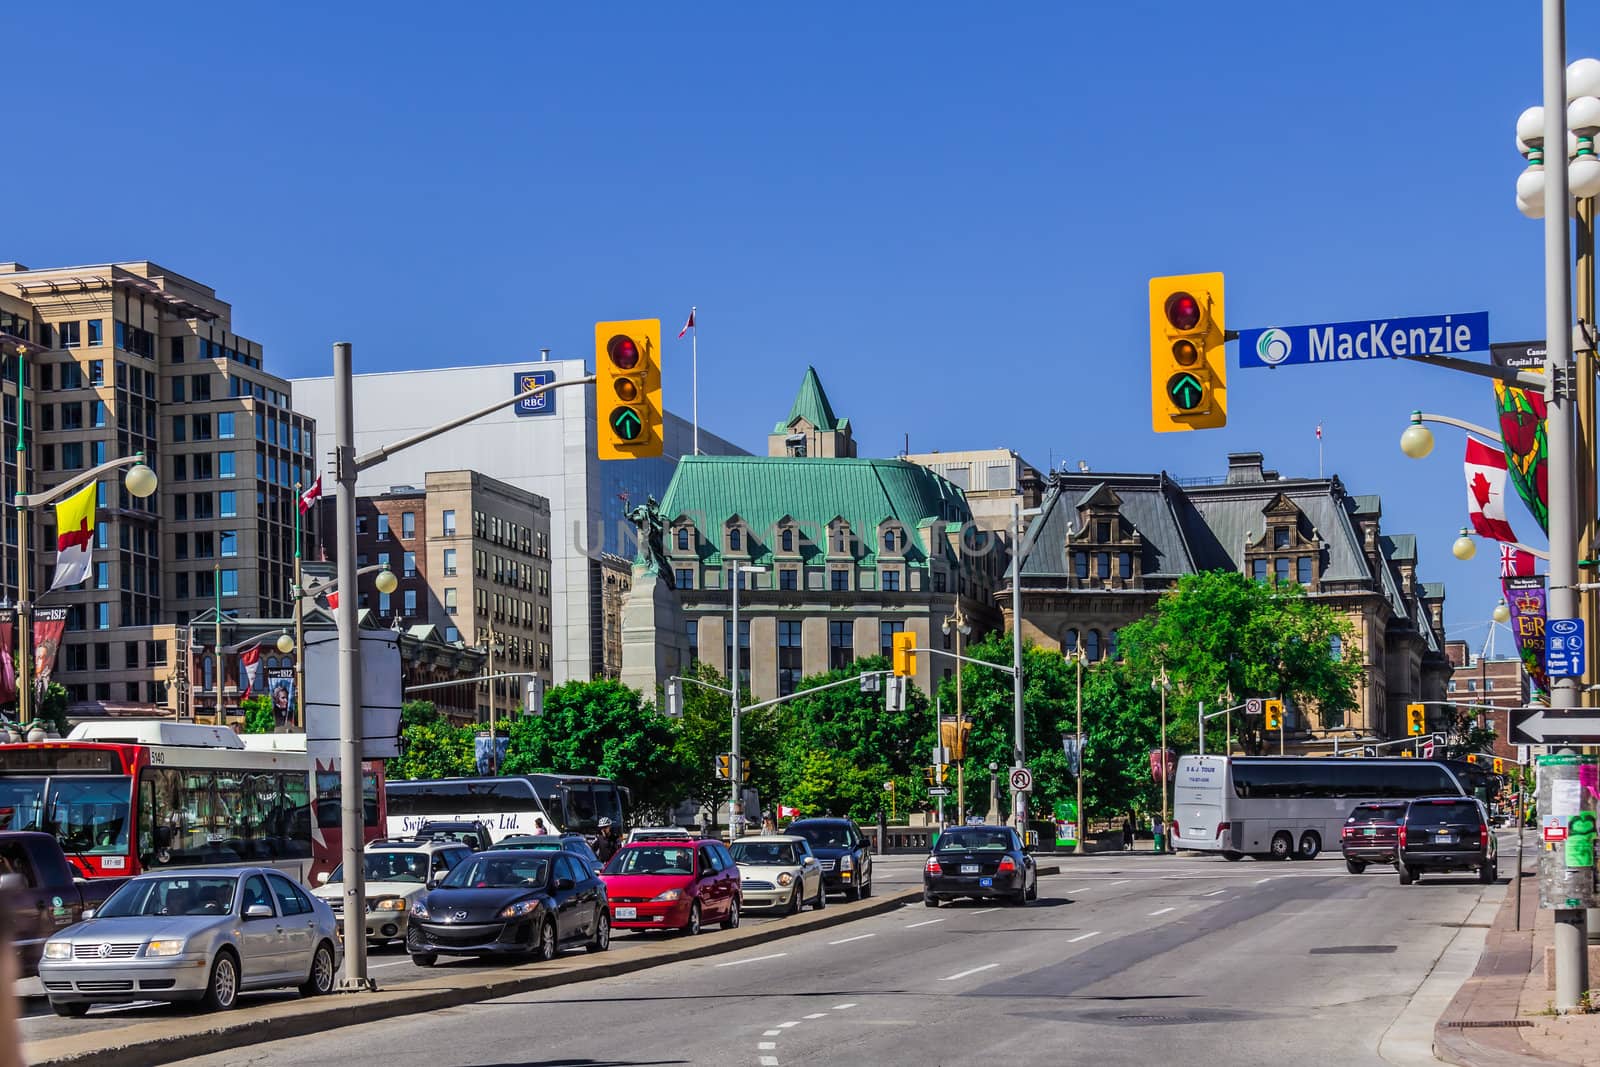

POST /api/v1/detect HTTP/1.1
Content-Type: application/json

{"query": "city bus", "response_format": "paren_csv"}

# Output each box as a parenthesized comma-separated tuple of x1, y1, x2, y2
(239, 732, 387, 880)
(385, 774, 628, 844)
(1170, 755, 1487, 861)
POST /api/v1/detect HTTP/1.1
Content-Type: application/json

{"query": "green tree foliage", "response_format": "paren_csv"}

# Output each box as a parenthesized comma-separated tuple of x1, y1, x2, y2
(401, 700, 441, 730)
(391, 717, 477, 781)
(37, 683, 71, 737)
(241, 694, 276, 734)
(670, 662, 785, 824)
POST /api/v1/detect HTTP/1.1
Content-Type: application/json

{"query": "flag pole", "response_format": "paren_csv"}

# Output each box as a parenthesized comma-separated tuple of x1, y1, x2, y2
(691, 306, 700, 456)
(214, 563, 224, 722)
(1318, 423, 1324, 479)
(14, 345, 30, 724)
(294, 481, 305, 731)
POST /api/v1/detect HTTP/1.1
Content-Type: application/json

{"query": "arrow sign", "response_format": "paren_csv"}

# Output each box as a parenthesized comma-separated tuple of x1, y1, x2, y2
(609, 405, 643, 441)
(1510, 707, 1600, 745)
(1166, 372, 1204, 411)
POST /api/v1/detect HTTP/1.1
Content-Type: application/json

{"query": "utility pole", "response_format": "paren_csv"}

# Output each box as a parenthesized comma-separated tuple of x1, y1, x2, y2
(727, 564, 763, 840)
(485, 620, 499, 775)
(13, 347, 28, 723)
(293, 481, 306, 730)
(943, 599, 970, 823)
(1157, 664, 1170, 854)
(1010, 501, 1026, 831)
(214, 563, 224, 722)
(1073, 651, 1085, 855)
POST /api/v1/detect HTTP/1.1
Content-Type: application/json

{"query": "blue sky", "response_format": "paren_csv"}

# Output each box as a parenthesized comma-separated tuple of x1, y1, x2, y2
(10, 2, 1599, 648)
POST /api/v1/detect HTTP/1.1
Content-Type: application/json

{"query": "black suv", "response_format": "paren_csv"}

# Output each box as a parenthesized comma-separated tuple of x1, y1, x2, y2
(787, 818, 873, 900)
(1396, 796, 1497, 885)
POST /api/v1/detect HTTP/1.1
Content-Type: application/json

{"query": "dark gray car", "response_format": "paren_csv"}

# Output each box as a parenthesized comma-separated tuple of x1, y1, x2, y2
(1397, 797, 1498, 885)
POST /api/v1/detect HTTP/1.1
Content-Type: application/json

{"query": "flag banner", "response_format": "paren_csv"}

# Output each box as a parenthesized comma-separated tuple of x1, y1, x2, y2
(48, 482, 97, 593)
(1504, 574, 1550, 701)
(1465, 436, 1518, 543)
(0, 607, 17, 704)
(267, 668, 295, 730)
(299, 476, 323, 515)
(239, 645, 264, 700)
(31, 607, 69, 696)
(1490, 342, 1549, 534)
(1500, 543, 1536, 578)
(677, 308, 695, 339)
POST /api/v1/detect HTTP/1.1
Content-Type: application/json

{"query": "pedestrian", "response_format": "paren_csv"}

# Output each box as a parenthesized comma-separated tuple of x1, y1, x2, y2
(531, 815, 550, 837)
(1121, 815, 1134, 852)
(594, 817, 619, 865)
(761, 811, 776, 834)
(1150, 814, 1163, 853)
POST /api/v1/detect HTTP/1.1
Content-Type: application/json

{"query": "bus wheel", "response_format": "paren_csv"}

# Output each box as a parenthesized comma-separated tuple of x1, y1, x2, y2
(1269, 832, 1293, 860)
(1295, 832, 1321, 861)
(1221, 851, 1244, 862)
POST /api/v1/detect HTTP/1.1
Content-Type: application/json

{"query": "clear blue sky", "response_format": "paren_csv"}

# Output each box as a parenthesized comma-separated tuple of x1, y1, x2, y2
(10, 2, 1598, 648)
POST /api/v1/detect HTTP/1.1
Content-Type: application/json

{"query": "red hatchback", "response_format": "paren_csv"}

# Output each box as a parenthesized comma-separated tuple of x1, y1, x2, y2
(600, 840, 741, 935)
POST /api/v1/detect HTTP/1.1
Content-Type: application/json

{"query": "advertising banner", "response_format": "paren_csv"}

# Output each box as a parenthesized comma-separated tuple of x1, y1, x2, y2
(31, 607, 69, 695)
(1505, 574, 1550, 701)
(0, 607, 17, 704)
(266, 668, 295, 730)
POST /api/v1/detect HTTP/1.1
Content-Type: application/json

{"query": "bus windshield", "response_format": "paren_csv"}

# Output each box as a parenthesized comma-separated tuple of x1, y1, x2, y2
(0, 778, 47, 833)
(0, 775, 131, 855)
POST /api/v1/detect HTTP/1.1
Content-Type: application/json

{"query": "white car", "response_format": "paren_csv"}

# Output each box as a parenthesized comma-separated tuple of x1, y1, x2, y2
(312, 840, 473, 946)
(625, 827, 695, 845)
(729, 835, 825, 915)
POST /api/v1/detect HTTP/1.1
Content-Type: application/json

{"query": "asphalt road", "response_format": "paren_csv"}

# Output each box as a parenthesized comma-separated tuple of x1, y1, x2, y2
(164, 844, 1509, 1067)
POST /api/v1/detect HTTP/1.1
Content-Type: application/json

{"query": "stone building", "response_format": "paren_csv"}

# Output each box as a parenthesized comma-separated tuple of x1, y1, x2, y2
(1444, 639, 1526, 762)
(1006, 452, 1453, 744)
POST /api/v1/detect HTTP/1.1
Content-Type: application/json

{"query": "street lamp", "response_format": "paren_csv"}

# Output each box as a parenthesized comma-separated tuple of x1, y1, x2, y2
(728, 563, 766, 841)
(1452, 528, 1478, 561)
(276, 630, 295, 655)
(374, 566, 398, 596)
(1151, 665, 1171, 855)
(1065, 647, 1087, 855)
(1493, 598, 1513, 625)
(1399, 411, 1435, 459)
(941, 602, 972, 822)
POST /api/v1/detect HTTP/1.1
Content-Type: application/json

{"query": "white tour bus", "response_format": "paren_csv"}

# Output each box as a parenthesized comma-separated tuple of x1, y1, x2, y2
(384, 774, 628, 843)
(1171, 755, 1482, 861)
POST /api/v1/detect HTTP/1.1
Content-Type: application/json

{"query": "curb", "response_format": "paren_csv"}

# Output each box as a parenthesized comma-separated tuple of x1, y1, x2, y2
(26, 885, 931, 1067)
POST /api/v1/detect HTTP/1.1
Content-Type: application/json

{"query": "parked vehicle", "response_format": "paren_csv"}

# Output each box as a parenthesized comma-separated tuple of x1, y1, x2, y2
(497, 834, 604, 874)
(624, 827, 694, 845)
(311, 839, 473, 946)
(786, 818, 873, 900)
(386, 774, 628, 844)
(923, 825, 1037, 906)
(1340, 801, 1406, 873)
(729, 835, 824, 915)
(413, 820, 495, 851)
(1396, 796, 1498, 885)
(601, 840, 740, 935)
(0, 832, 125, 977)
(38, 867, 340, 1016)
(407, 850, 609, 965)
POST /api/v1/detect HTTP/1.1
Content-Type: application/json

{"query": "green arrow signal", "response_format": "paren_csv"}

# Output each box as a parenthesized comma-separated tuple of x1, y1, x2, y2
(610, 405, 644, 441)
(1166, 372, 1204, 411)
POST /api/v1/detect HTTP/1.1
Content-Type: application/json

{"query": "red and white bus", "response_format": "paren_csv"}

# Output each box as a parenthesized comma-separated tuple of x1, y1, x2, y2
(0, 721, 385, 882)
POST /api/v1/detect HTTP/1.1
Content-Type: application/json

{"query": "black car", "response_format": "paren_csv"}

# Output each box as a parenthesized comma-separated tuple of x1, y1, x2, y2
(413, 820, 495, 851)
(1396, 796, 1498, 885)
(1340, 801, 1406, 874)
(924, 825, 1037, 906)
(787, 818, 873, 900)
(498, 834, 605, 874)
(407, 849, 609, 965)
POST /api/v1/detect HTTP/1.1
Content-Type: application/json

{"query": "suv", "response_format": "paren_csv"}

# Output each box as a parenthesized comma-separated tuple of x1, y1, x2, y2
(413, 820, 494, 851)
(787, 818, 873, 900)
(1396, 796, 1497, 885)
(313, 839, 474, 945)
(1340, 801, 1406, 874)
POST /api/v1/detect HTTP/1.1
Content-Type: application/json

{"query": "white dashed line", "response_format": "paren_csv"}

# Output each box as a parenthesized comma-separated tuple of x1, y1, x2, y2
(760, 1057, 779, 1067)
(804, 1012, 828, 1019)
(1068, 931, 1100, 943)
(829, 933, 875, 945)
(1148, 907, 1175, 916)
(778, 1021, 800, 1029)
(1109, 879, 1131, 886)
(940, 963, 999, 982)
(764, 1030, 783, 1037)
(1204, 889, 1227, 897)
(970, 907, 1001, 915)
(715, 952, 788, 968)
(759, 1042, 777, 1050)
(833, 1002, 858, 1010)
(1068, 886, 1093, 893)
(905, 918, 946, 929)
(1254, 877, 1272, 884)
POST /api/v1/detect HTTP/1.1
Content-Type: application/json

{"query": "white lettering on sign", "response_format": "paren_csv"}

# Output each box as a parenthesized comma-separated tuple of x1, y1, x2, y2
(1307, 316, 1470, 363)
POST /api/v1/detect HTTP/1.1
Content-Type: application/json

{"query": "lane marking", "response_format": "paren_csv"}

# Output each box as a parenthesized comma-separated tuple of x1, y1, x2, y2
(804, 1012, 828, 1019)
(715, 952, 788, 968)
(1068, 931, 1100, 943)
(759, 1042, 776, 1050)
(833, 1002, 858, 1010)
(940, 963, 999, 982)
(829, 933, 876, 945)
(764, 1030, 783, 1037)
(905, 918, 946, 929)
(1204, 889, 1227, 897)
(761, 1058, 779, 1067)
(1109, 879, 1131, 886)
(1068, 886, 1093, 893)
(778, 1021, 800, 1029)
(1148, 907, 1175, 916)
(970, 907, 1001, 915)
(1254, 877, 1272, 884)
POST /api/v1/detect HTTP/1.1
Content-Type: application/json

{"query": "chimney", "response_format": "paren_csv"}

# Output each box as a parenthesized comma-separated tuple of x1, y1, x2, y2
(1226, 452, 1266, 484)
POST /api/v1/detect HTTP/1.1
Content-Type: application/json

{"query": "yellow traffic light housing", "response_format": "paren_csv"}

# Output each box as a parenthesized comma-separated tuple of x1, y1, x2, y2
(1263, 699, 1283, 732)
(1493, 757, 1506, 775)
(1406, 703, 1426, 735)
(596, 319, 663, 459)
(716, 753, 732, 780)
(892, 631, 918, 677)
(1465, 753, 1479, 764)
(1149, 273, 1227, 433)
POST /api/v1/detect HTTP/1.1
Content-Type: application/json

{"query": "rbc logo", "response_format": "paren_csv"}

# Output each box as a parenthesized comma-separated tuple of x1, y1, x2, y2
(513, 370, 557, 417)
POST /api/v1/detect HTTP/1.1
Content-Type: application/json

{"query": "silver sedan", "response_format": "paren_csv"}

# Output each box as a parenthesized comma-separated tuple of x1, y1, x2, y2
(39, 866, 341, 1016)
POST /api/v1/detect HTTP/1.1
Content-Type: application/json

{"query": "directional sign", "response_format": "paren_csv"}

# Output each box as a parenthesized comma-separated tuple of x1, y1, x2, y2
(1547, 618, 1587, 678)
(1245, 698, 1263, 716)
(928, 787, 951, 797)
(1238, 312, 1490, 369)
(1166, 371, 1205, 411)
(609, 405, 644, 441)
(1010, 767, 1034, 793)
(1511, 707, 1600, 745)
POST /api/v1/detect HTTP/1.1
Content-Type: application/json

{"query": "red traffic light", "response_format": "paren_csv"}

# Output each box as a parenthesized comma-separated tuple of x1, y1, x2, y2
(1165, 292, 1201, 331)
(606, 334, 640, 369)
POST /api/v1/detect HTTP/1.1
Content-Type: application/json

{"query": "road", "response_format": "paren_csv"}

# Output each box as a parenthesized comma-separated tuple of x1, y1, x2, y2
(164, 844, 1509, 1067)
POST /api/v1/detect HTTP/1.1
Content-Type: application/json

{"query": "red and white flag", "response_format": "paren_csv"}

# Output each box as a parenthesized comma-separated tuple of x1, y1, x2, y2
(1500, 543, 1536, 577)
(323, 590, 340, 611)
(1315, 423, 1322, 441)
(1464, 437, 1517, 543)
(299, 476, 323, 515)
(777, 804, 800, 819)
(239, 645, 264, 700)
(677, 308, 696, 339)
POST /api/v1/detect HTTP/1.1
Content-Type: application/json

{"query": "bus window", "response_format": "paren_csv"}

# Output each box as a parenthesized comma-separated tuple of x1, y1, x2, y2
(593, 784, 624, 829)
(563, 785, 598, 831)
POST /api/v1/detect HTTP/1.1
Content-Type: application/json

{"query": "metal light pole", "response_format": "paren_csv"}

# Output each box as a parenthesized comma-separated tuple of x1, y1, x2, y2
(1072, 650, 1085, 855)
(728, 563, 764, 841)
(485, 620, 500, 775)
(1009, 501, 1026, 831)
(942, 600, 971, 823)
(1155, 665, 1170, 854)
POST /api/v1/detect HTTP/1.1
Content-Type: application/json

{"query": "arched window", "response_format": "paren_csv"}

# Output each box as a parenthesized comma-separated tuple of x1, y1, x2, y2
(781, 528, 794, 552)
(1063, 628, 1079, 653)
(728, 527, 742, 551)
(1085, 629, 1102, 662)
(677, 528, 689, 551)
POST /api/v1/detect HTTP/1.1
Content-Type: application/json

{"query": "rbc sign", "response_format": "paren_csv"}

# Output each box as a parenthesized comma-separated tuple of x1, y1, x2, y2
(513, 370, 558, 417)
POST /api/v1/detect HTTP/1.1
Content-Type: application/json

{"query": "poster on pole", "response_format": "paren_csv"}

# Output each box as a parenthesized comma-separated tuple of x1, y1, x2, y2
(31, 607, 69, 695)
(0, 607, 17, 704)
(303, 630, 403, 763)
(1504, 575, 1550, 701)
(266, 669, 295, 731)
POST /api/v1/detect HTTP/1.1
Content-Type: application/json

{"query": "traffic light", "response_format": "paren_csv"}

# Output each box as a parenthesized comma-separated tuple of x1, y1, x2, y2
(1493, 757, 1506, 775)
(740, 756, 752, 783)
(716, 753, 732, 780)
(663, 677, 683, 718)
(1406, 703, 1426, 735)
(1149, 273, 1227, 433)
(885, 676, 907, 713)
(1400, 749, 1414, 758)
(1263, 699, 1283, 732)
(595, 319, 662, 459)
(525, 676, 545, 717)
(924, 764, 951, 786)
(1465, 753, 1479, 764)
(892, 631, 918, 677)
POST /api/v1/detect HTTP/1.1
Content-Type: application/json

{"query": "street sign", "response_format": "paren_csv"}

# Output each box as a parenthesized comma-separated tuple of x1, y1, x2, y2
(512, 370, 558, 417)
(1547, 618, 1587, 678)
(1237, 312, 1490, 369)
(928, 787, 951, 797)
(1421, 739, 1435, 759)
(1362, 745, 1378, 758)
(1511, 707, 1600, 745)
(1009, 767, 1033, 792)
(1245, 697, 1263, 716)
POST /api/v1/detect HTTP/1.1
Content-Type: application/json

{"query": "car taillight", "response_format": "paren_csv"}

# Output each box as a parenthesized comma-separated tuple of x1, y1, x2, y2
(925, 857, 941, 875)
(1398, 824, 1407, 848)
(1216, 822, 1229, 841)
(997, 856, 1017, 873)
(1480, 824, 1489, 849)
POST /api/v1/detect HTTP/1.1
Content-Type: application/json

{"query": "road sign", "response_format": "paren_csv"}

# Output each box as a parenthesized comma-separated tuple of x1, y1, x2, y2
(1362, 745, 1378, 758)
(928, 787, 951, 797)
(1009, 767, 1033, 792)
(1245, 697, 1263, 716)
(1511, 707, 1600, 745)
(1421, 739, 1435, 759)
(1237, 312, 1490, 369)
(1547, 617, 1587, 678)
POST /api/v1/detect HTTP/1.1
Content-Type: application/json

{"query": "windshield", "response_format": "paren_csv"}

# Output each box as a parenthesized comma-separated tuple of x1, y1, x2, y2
(1348, 804, 1406, 824)
(607, 846, 695, 876)
(731, 842, 799, 866)
(442, 854, 550, 889)
(0, 778, 46, 833)
(790, 823, 851, 848)
(329, 851, 429, 884)
(937, 830, 1014, 852)
(46, 776, 133, 855)
(99, 876, 238, 917)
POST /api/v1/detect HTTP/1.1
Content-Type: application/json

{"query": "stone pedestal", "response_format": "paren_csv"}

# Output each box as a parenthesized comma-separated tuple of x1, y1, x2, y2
(619, 567, 688, 699)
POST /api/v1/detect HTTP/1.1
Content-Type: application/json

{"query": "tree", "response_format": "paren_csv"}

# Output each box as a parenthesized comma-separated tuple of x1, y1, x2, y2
(401, 699, 441, 730)
(36, 683, 70, 737)
(391, 717, 477, 780)
(242, 694, 275, 734)
(670, 662, 785, 825)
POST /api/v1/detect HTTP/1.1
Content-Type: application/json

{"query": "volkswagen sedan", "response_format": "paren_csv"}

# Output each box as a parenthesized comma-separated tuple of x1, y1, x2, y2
(39, 867, 340, 1016)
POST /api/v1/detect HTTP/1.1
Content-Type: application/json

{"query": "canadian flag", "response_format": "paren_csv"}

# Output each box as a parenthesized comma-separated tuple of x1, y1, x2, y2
(777, 804, 800, 819)
(677, 308, 695, 339)
(299, 476, 323, 515)
(1500, 543, 1536, 578)
(239, 645, 264, 700)
(1465, 437, 1517, 543)
(1421, 739, 1436, 759)
(323, 590, 340, 611)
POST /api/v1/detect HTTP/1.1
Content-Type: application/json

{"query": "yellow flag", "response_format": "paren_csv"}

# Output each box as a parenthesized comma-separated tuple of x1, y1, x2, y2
(49, 481, 97, 592)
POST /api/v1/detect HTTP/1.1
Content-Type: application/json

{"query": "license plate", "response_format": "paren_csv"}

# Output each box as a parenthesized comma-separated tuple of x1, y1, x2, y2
(615, 907, 637, 919)
(961, 864, 980, 874)
(1364, 828, 1375, 837)
(1436, 832, 1456, 845)
(979, 877, 993, 888)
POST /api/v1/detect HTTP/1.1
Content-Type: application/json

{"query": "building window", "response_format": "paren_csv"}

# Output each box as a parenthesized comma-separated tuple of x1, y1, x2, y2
(219, 491, 237, 518)
(442, 510, 456, 536)
(95, 562, 110, 590)
(1274, 557, 1290, 584)
(881, 621, 904, 658)
(443, 587, 459, 616)
(1330, 634, 1343, 661)
(1063, 628, 1079, 652)
(1485, 679, 1495, 691)
(1085, 629, 1102, 662)
(933, 572, 947, 593)
(443, 548, 457, 576)
(220, 569, 239, 598)
(219, 452, 235, 479)
(779, 620, 803, 696)
(829, 619, 853, 671)
(686, 620, 699, 664)
(882, 570, 900, 592)
(404, 589, 417, 616)
(1074, 553, 1089, 580)
(1297, 556, 1312, 585)
(1274, 527, 1290, 549)
(58, 321, 81, 349)
(377, 514, 389, 539)
(728, 527, 742, 552)
(1096, 552, 1111, 579)
(218, 412, 234, 439)
(779, 568, 798, 591)
(725, 620, 751, 686)
(1095, 520, 1111, 542)
(1252, 559, 1268, 581)
(403, 551, 416, 578)
(402, 512, 415, 539)
(831, 569, 849, 592)
(1118, 552, 1133, 579)
(221, 530, 238, 557)
(87, 319, 103, 346)
(676, 568, 694, 589)
(677, 527, 690, 551)
(780, 529, 794, 553)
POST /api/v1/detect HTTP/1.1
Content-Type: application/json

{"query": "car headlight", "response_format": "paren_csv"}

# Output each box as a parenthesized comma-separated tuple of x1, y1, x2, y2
(42, 942, 70, 961)
(411, 900, 430, 918)
(652, 889, 683, 902)
(145, 939, 186, 958)
(499, 900, 541, 919)
(372, 897, 407, 912)
(776, 872, 794, 886)
(839, 856, 854, 871)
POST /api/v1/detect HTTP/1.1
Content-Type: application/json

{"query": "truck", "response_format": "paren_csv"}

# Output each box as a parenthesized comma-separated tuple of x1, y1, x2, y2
(0, 832, 126, 977)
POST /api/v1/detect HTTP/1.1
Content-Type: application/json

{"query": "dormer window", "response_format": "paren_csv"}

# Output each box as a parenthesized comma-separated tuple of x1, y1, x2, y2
(676, 527, 690, 551)
(729, 527, 742, 552)
(781, 528, 794, 553)
(1096, 520, 1111, 542)
(1274, 527, 1290, 549)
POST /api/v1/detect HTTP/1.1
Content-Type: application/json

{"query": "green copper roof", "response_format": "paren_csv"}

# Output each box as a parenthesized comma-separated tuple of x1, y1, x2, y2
(773, 365, 846, 433)
(661, 455, 970, 567)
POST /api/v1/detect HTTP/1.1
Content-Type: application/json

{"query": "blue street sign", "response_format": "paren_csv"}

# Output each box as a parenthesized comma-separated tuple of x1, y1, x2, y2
(512, 370, 558, 417)
(1547, 617, 1587, 678)
(1237, 312, 1490, 369)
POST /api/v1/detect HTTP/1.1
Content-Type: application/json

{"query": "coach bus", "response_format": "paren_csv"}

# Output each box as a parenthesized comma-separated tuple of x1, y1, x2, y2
(1170, 755, 1490, 861)
(386, 773, 628, 844)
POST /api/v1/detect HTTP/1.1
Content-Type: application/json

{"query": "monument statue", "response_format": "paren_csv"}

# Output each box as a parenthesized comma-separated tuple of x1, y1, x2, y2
(627, 497, 674, 588)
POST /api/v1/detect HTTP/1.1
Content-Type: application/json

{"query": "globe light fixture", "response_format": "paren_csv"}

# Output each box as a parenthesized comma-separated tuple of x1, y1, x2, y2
(374, 567, 399, 595)
(276, 630, 295, 654)
(124, 461, 158, 499)
(1492, 598, 1512, 625)
(1452, 528, 1477, 561)
(1399, 411, 1435, 459)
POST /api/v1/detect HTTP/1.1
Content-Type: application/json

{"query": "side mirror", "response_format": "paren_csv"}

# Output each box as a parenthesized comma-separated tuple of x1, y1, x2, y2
(244, 904, 274, 920)
(555, 877, 575, 891)
(316, 871, 331, 885)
